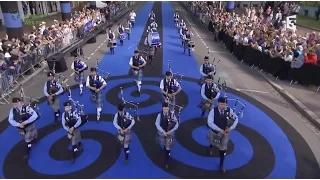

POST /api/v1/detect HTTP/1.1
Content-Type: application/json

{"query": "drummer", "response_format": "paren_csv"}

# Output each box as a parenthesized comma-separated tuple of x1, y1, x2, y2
(107, 28, 116, 55)
(179, 26, 187, 47)
(125, 19, 131, 40)
(117, 23, 125, 46)
(183, 29, 192, 56)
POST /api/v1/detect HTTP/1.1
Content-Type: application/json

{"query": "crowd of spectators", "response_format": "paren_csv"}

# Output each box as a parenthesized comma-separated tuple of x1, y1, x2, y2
(187, 2, 320, 85)
(0, 2, 127, 98)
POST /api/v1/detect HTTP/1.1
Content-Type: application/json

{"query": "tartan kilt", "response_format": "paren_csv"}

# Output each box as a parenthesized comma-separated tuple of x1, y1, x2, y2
(197, 99, 213, 112)
(71, 129, 81, 145)
(132, 69, 143, 81)
(184, 40, 189, 49)
(206, 130, 229, 151)
(24, 123, 38, 143)
(49, 97, 60, 111)
(199, 76, 206, 85)
(156, 131, 174, 149)
(74, 72, 85, 84)
(91, 92, 103, 107)
(116, 129, 132, 144)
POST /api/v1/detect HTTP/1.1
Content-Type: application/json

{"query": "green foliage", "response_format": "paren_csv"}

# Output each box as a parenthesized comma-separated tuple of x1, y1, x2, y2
(300, 1, 320, 7)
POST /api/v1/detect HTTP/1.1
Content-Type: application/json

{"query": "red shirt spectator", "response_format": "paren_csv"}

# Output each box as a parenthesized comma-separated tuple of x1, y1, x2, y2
(304, 51, 318, 65)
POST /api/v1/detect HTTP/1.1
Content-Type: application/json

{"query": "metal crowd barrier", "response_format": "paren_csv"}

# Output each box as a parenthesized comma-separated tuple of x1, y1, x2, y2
(0, 2, 135, 104)
(180, 2, 320, 91)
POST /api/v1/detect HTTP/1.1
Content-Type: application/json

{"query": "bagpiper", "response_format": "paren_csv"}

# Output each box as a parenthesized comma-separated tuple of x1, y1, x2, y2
(129, 50, 147, 93)
(117, 23, 126, 46)
(182, 29, 192, 56)
(61, 101, 83, 164)
(107, 28, 116, 55)
(129, 10, 136, 28)
(43, 71, 63, 125)
(207, 97, 239, 174)
(8, 97, 39, 160)
(199, 56, 216, 85)
(199, 75, 220, 117)
(155, 102, 179, 169)
(85, 67, 107, 121)
(113, 103, 135, 164)
(125, 19, 132, 40)
(71, 54, 88, 95)
(159, 71, 182, 113)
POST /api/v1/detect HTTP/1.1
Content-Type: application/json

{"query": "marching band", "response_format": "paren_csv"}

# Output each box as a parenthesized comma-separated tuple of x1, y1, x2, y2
(5, 10, 250, 175)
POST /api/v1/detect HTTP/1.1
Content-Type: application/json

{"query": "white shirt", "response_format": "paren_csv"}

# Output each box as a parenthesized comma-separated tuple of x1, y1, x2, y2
(85, 75, 107, 87)
(159, 78, 180, 90)
(129, 12, 136, 20)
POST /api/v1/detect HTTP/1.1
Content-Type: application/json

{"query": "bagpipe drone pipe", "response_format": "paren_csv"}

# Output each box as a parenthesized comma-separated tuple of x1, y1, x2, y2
(119, 87, 140, 121)
(67, 87, 88, 127)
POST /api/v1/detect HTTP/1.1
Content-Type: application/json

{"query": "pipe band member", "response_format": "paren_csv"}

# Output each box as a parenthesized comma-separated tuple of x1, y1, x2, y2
(129, 10, 136, 28)
(159, 71, 182, 113)
(43, 71, 63, 125)
(199, 75, 220, 117)
(62, 101, 83, 164)
(155, 102, 179, 169)
(207, 97, 238, 174)
(113, 103, 135, 164)
(178, 19, 186, 33)
(71, 54, 88, 95)
(174, 11, 180, 24)
(129, 50, 147, 93)
(149, 11, 155, 21)
(86, 67, 107, 121)
(125, 19, 132, 40)
(183, 29, 192, 56)
(179, 26, 187, 47)
(107, 28, 116, 55)
(199, 56, 216, 85)
(8, 97, 39, 160)
(150, 19, 158, 30)
(117, 23, 125, 46)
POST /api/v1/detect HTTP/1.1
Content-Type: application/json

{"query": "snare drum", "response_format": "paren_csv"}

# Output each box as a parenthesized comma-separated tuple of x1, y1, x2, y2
(188, 41, 195, 49)
(119, 34, 126, 40)
(111, 40, 117, 47)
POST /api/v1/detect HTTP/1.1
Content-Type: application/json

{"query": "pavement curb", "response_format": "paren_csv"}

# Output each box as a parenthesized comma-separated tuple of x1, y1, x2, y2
(296, 24, 320, 32)
(257, 69, 320, 130)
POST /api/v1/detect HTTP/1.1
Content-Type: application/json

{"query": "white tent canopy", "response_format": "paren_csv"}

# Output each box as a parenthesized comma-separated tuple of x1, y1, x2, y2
(96, 1, 108, 8)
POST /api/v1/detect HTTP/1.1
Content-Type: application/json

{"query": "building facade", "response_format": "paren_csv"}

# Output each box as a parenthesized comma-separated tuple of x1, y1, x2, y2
(0, 1, 83, 26)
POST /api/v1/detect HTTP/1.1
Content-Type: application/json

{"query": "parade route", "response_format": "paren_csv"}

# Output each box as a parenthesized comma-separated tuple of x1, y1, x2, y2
(0, 2, 320, 178)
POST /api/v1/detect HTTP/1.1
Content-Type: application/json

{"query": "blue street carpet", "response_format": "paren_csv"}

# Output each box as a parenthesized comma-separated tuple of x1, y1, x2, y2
(0, 1, 319, 179)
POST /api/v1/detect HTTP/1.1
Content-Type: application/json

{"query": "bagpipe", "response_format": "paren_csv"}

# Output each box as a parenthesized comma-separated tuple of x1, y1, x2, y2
(167, 60, 185, 92)
(96, 59, 111, 82)
(44, 62, 69, 98)
(68, 87, 88, 127)
(18, 84, 41, 121)
(206, 48, 220, 73)
(165, 105, 183, 144)
(224, 98, 247, 128)
(120, 87, 140, 121)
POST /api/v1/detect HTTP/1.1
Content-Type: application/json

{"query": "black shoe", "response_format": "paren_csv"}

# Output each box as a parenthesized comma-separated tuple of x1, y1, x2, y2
(165, 163, 169, 169)
(220, 165, 226, 174)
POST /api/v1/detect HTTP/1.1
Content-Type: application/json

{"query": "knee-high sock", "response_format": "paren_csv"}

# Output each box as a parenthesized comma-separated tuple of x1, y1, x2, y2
(54, 110, 60, 122)
(219, 150, 226, 167)
(97, 107, 102, 117)
(165, 147, 171, 163)
(72, 145, 79, 159)
(79, 84, 83, 92)
(25, 141, 33, 154)
(124, 145, 130, 160)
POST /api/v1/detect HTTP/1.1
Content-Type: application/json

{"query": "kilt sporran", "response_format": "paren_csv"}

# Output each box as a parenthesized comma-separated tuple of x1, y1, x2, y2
(23, 123, 38, 143)
(132, 69, 142, 81)
(156, 131, 174, 149)
(197, 99, 213, 112)
(70, 129, 81, 145)
(116, 129, 132, 144)
(48, 96, 60, 110)
(207, 130, 229, 150)
(90, 92, 103, 107)
(74, 72, 85, 84)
